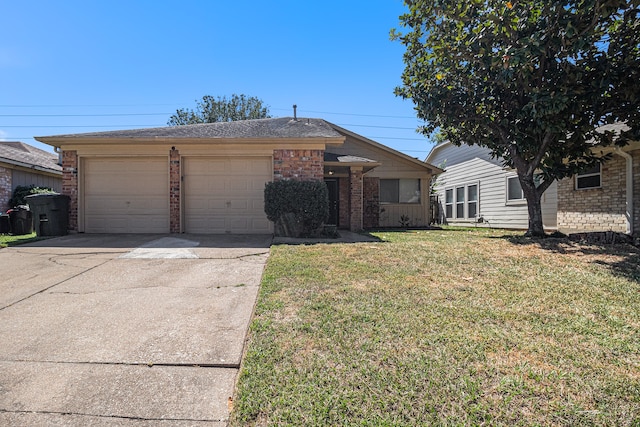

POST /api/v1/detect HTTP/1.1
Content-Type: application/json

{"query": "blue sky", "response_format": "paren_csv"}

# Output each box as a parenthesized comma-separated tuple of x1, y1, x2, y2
(1, 1, 434, 158)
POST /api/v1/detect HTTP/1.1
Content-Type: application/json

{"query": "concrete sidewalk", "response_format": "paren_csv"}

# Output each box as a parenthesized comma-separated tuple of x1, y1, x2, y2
(0, 234, 271, 426)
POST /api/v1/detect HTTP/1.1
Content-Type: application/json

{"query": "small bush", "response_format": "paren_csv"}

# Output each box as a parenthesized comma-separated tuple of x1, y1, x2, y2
(264, 180, 329, 237)
(9, 185, 56, 208)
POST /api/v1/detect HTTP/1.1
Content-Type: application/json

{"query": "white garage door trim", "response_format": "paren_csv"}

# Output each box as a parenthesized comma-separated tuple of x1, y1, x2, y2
(183, 156, 272, 234)
(82, 157, 170, 233)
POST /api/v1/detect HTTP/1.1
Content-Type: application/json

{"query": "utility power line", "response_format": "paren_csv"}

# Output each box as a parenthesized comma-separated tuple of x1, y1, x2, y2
(0, 113, 170, 117)
(0, 104, 421, 120)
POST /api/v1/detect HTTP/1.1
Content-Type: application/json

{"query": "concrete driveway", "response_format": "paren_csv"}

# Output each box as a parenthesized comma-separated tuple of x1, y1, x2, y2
(0, 234, 271, 426)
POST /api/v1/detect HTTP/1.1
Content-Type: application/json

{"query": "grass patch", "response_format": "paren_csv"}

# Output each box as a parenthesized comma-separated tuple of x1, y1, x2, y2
(231, 228, 640, 426)
(0, 232, 49, 248)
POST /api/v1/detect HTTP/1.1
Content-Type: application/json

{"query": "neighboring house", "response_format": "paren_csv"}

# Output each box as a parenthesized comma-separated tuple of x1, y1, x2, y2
(35, 117, 442, 234)
(426, 141, 558, 230)
(0, 141, 63, 212)
(557, 136, 640, 238)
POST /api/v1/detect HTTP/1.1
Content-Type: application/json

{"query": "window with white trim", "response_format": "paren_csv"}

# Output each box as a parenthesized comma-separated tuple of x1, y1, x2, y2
(506, 176, 525, 202)
(467, 184, 478, 218)
(576, 164, 601, 189)
(380, 179, 421, 204)
(455, 186, 465, 218)
(445, 188, 453, 218)
(444, 183, 479, 219)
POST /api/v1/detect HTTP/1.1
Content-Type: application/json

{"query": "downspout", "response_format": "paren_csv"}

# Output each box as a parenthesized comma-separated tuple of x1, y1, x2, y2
(614, 148, 633, 235)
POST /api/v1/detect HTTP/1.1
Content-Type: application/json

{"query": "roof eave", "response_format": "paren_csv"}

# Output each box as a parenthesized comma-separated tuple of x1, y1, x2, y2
(35, 136, 346, 147)
(326, 121, 444, 174)
(0, 157, 62, 175)
(325, 161, 382, 168)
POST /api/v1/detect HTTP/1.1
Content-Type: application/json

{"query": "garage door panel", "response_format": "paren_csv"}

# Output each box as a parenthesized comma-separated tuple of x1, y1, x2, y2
(184, 157, 272, 234)
(230, 179, 250, 191)
(227, 199, 249, 211)
(83, 157, 169, 233)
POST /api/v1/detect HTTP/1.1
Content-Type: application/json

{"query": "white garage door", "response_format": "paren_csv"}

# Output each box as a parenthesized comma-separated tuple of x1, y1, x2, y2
(184, 157, 272, 234)
(83, 157, 169, 233)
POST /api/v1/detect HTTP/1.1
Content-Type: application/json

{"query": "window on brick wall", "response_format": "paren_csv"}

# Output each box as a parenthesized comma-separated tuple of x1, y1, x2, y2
(575, 164, 601, 190)
(380, 179, 420, 204)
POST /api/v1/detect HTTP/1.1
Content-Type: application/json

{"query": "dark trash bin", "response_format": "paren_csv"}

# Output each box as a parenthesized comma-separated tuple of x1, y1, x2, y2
(8, 206, 34, 235)
(0, 214, 10, 234)
(25, 193, 70, 237)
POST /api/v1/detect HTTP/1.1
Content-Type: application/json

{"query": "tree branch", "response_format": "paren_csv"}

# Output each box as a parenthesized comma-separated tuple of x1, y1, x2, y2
(527, 131, 554, 175)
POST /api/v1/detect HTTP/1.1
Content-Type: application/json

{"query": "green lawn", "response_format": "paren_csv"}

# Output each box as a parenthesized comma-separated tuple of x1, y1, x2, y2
(0, 232, 46, 248)
(231, 228, 640, 426)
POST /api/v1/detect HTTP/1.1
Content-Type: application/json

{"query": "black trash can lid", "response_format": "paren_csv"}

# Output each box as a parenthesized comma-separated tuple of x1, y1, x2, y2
(25, 193, 63, 199)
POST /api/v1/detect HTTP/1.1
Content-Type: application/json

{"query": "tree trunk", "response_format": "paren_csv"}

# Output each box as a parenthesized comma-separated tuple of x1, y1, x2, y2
(519, 174, 546, 237)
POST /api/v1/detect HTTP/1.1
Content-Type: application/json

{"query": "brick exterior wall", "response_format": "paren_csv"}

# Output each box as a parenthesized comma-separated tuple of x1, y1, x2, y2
(349, 167, 363, 231)
(273, 149, 324, 181)
(338, 178, 350, 229)
(363, 177, 380, 229)
(62, 151, 79, 231)
(0, 166, 11, 212)
(169, 149, 181, 233)
(557, 154, 629, 233)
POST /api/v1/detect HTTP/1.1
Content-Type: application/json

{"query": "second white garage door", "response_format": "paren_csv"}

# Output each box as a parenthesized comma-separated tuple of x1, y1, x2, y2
(183, 157, 272, 234)
(83, 157, 169, 233)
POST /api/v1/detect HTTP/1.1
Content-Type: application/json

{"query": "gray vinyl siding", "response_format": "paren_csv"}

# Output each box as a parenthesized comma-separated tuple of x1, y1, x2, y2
(429, 144, 557, 230)
(428, 142, 495, 169)
(12, 169, 62, 192)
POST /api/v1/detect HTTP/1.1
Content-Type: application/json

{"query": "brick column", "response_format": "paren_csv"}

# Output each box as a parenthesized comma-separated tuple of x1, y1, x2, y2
(62, 151, 78, 231)
(169, 148, 181, 233)
(349, 167, 363, 231)
(0, 166, 11, 212)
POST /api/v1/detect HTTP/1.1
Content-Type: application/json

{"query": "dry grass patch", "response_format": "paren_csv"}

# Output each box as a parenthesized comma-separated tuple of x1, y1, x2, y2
(231, 228, 640, 426)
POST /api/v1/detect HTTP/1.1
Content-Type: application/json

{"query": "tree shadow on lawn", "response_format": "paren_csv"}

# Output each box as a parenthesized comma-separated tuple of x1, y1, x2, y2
(492, 233, 640, 284)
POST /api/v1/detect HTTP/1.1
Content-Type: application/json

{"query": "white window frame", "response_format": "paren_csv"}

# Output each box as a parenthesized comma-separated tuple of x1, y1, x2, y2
(444, 182, 480, 220)
(575, 164, 602, 190)
(445, 188, 453, 219)
(506, 175, 526, 205)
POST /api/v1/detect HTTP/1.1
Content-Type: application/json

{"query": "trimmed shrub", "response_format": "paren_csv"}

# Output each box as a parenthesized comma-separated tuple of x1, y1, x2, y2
(9, 185, 56, 208)
(264, 180, 329, 237)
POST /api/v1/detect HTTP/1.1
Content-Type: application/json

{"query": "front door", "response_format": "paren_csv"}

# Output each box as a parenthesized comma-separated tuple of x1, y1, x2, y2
(325, 179, 339, 226)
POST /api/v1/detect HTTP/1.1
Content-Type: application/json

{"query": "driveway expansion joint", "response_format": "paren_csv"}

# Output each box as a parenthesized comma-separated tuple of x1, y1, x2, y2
(198, 251, 270, 260)
(0, 409, 227, 424)
(2, 359, 241, 369)
(47, 282, 258, 295)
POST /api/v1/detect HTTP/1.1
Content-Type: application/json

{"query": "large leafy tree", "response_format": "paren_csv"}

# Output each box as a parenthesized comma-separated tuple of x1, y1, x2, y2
(168, 94, 271, 125)
(393, 0, 640, 236)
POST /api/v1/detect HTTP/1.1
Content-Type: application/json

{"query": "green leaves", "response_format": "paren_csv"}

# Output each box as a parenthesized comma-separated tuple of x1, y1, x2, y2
(395, 0, 639, 235)
(264, 180, 329, 237)
(167, 94, 271, 126)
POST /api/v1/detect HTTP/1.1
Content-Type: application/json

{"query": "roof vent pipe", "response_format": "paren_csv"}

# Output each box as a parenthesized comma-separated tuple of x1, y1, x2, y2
(293, 104, 297, 121)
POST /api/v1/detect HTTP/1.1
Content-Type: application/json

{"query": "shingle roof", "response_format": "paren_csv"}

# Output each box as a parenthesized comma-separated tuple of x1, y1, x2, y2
(324, 152, 378, 163)
(37, 117, 343, 140)
(0, 141, 62, 173)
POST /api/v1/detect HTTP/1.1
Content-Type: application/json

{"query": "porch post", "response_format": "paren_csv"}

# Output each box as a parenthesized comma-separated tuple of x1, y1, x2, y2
(349, 166, 363, 231)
